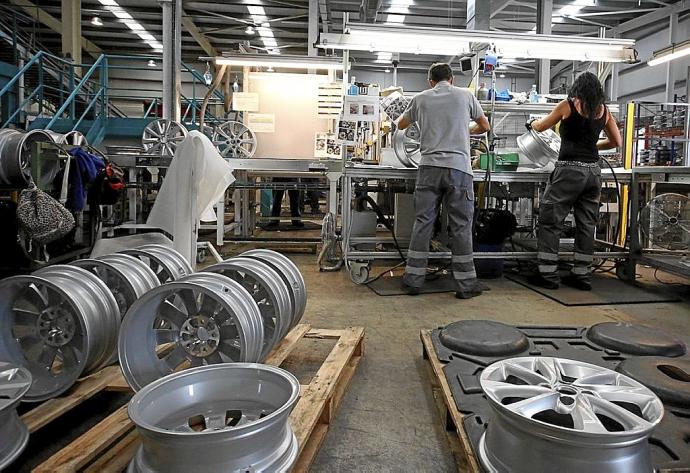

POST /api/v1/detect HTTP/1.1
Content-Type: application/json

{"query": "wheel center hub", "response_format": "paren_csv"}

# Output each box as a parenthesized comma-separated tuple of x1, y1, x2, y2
(670, 217, 678, 224)
(179, 315, 220, 357)
(37, 309, 76, 347)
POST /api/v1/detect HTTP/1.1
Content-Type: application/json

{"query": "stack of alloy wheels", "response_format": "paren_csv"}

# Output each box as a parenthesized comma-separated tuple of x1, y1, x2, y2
(120, 244, 194, 284)
(127, 363, 300, 473)
(72, 253, 160, 318)
(203, 257, 294, 360)
(0, 265, 120, 401)
(0, 362, 32, 470)
(239, 249, 307, 330)
(478, 356, 664, 473)
(117, 248, 307, 391)
(118, 272, 265, 390)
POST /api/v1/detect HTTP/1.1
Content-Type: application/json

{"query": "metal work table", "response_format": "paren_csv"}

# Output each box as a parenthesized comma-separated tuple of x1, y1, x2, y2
(227, 158, 342, 244)
(342, 164, 631, 283)
(627, 166, 690, 282)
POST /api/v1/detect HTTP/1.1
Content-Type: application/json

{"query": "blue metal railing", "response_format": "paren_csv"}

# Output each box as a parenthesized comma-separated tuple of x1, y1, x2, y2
(0, 50, 226, 135)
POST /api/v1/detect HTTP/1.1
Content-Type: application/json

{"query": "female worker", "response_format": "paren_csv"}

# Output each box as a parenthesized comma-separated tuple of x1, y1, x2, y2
(527, 71, 622, 291)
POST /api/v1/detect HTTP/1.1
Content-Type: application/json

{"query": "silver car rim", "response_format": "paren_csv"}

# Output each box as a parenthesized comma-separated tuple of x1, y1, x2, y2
(118, 273, 265, 391)
(0, 128, 58, 186)
(479, 356, 664, 473)
(240, 249, 307, 329)
(46, 130, 89, 147)
(120, 244, 193, 284)
(0, 265, 120, 401)
(0, 362, 32, 470)
(392, 123, 421, 168)
(128, 363, 300, 473)
(72, 254, 160, 318)
(142, 119, 188, 158)
(204, 257, 293, 359)
(212, 121, 257, 159)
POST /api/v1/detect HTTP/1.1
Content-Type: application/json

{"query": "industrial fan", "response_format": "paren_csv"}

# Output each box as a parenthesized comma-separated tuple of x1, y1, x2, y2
(639, 193, 690, 250)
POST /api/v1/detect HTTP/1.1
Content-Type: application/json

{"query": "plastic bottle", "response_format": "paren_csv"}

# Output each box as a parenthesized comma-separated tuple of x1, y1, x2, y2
(529, 84, 539, 104)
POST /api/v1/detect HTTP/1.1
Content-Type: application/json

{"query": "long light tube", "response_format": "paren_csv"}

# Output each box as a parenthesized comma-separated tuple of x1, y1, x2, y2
(318, 22, 637, 63)
(214, 54, 344, 70)
(648, 39, 690, 67)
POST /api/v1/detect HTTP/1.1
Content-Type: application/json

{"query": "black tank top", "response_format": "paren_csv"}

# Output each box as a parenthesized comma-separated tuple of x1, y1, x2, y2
(558, 99, 607, 163)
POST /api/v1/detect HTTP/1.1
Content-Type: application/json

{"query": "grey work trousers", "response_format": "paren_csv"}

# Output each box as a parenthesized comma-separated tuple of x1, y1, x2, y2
(403, 166, 479, 292)
(537, 163, 601, 283)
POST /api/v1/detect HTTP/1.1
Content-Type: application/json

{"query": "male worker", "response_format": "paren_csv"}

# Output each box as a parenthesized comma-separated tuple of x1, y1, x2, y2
(397, 63, 491, 298)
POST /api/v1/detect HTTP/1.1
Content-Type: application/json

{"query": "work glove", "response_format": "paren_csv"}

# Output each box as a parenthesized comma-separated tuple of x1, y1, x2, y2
(525, 118, 537, 131)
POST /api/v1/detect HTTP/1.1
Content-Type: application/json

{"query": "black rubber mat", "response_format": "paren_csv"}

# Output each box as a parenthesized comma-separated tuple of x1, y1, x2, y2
(505, 271, 680, 306)
(366, 274, 457, 296)
(429, 321, 690, 472)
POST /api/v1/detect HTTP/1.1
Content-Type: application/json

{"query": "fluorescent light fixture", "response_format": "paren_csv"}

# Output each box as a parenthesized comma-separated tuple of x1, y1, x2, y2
(247, 5, 280, 55)
(215, 54, 344, 70)
(99, 0, 161, 51)
(318, 22, 636, 63)
(91, 16, 103, 26)
(648, 39, 690, 66)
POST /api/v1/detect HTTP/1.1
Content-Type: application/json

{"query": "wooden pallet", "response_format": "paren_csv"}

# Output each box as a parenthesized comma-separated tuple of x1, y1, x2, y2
(420, 329, 481, 473)
(23, 324, 364, 472)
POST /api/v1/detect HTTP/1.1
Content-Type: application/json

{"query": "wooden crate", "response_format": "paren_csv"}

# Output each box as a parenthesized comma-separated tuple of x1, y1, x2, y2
(22, 324, 364, 472)
(420, 329, 481, 473)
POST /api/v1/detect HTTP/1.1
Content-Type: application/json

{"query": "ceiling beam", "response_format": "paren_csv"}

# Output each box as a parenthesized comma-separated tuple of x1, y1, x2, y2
(490, 0, 514, 19)
(181, 10, 219, 57)
(612, 0, 689, 34)
(9, 0, 102, 58)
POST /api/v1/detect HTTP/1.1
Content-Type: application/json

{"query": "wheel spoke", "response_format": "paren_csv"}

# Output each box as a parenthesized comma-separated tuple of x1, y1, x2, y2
(571, 397, 608, 433)
(159, 299, 188, 328)
(155, 328, 179, 345)
(587, 395, 652, 431)
(501, 360, 551, 386)
(177, 290, 200, 316)
(161, 346, 189, 371)
(533, 358, 560, 384)
(507, 392, 558, 417)
(204, 352, 223, 365)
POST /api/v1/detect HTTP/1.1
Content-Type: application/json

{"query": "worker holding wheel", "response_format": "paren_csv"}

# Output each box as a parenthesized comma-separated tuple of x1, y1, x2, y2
(527, 72, 622, 291)
(397, 63, 491, 298)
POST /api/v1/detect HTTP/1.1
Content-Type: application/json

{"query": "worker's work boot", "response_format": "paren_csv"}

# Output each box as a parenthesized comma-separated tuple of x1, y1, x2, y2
(401, 282, 420, 296)
(528, 273, 560, 290)
(562, 274, 592, 291)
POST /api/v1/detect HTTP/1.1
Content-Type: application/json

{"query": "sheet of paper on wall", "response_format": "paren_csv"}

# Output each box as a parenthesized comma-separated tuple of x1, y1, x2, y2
(317, 82, 344, 118)
(314, 132, 340, 159)
(337, 120, 358, 144)
(343, 95, 380, 122)
(247, 113, 275, 133)
(232, 92, 260, 111)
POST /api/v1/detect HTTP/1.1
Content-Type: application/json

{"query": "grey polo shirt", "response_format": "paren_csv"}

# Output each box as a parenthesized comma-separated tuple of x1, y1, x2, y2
(401, 81, 484, 175)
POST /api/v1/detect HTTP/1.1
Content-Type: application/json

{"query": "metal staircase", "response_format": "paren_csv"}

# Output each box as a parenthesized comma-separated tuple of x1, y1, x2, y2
(0, 19, 226, 147)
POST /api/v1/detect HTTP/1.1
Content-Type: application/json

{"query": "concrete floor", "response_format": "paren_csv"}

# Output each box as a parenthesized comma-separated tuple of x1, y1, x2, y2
(220, 249, 690, 473)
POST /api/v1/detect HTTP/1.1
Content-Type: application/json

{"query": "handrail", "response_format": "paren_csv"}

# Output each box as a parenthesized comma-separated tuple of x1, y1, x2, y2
(0, 51, 44, 98)
(1, 86, 41, 128)
(45, 55, 105, 130)
(72, 87, 104, 131)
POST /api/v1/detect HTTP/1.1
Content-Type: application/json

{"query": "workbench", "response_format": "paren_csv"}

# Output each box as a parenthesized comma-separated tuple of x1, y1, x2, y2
(342, 164, 632, 283)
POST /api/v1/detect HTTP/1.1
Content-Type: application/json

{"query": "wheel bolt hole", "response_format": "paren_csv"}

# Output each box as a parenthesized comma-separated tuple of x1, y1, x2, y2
(559, 396, 575, 406)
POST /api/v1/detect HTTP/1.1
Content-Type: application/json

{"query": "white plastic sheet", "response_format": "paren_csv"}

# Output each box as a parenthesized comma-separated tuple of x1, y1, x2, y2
(147, 131, 235, 265)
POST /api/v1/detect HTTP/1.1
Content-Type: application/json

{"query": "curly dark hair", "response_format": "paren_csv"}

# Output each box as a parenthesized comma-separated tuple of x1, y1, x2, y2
(568, 71, 606, 119)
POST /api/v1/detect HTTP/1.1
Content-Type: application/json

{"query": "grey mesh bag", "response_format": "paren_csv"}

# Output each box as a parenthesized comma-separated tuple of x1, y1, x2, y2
(16, 182, 75, 246)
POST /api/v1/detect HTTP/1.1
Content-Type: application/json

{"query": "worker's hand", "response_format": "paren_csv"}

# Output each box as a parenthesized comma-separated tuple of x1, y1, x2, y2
(525, 118, 537, 131)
